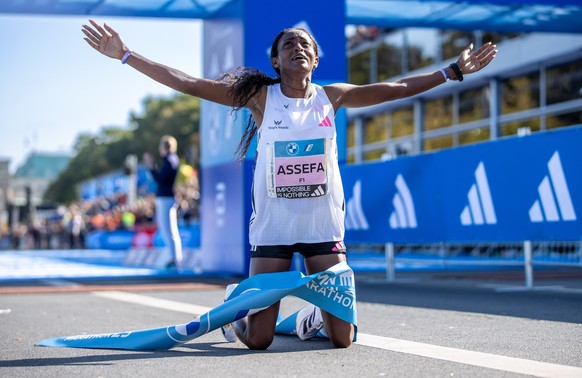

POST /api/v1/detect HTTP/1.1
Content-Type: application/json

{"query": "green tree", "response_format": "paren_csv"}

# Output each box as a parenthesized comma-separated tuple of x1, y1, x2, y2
(44, 93, 200, 204)
(349, 50, 371, 85)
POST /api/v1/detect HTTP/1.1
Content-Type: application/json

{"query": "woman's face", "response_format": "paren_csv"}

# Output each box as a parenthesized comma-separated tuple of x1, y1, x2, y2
(272, 30, 319, 76)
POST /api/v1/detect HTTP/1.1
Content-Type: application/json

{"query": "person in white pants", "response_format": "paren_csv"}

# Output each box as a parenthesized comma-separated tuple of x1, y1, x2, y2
(144, 135, 182, 269)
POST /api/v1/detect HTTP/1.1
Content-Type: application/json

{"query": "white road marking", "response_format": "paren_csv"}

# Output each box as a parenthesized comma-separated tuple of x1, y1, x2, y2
(93, 290, 582, 378)
(92, 291, 213, 316)
(356, 333, 582, 378)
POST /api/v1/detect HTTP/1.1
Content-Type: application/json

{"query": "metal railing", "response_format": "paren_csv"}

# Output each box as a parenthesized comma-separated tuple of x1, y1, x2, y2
(347, 241, 582, 289)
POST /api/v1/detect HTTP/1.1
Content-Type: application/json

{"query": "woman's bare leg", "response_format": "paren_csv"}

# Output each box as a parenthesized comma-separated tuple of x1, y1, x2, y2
(303, 253, 354, 348)
(233, 257, 292, 350)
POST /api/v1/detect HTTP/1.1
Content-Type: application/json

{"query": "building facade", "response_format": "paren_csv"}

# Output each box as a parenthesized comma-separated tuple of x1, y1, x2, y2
(346, 30, 582, 163)
(0, 159, 11, 231)
(10, 152, 71, 225)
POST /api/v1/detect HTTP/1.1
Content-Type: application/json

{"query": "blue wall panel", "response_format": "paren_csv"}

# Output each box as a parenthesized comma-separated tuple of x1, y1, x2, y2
(343, 126, 582, 243)
(199, 161, 247, 273)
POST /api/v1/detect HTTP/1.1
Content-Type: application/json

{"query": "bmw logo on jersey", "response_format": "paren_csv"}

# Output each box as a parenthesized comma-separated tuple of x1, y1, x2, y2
(286, 142, 299, 156)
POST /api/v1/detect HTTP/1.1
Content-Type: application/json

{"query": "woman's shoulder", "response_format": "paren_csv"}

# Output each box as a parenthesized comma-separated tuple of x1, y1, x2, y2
(248, 84, 270, 116)
(322, 82, 352, 109)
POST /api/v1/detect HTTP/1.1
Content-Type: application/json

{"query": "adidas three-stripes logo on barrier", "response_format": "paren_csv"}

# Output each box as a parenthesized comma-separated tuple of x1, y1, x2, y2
(344, 150, 576, 231)
(529, 151, 576, 222)
(460, 162, 497, 226)
(344, 175, 418, 231)
(388, 175, 417, 229)
(345, 181, 369, 230)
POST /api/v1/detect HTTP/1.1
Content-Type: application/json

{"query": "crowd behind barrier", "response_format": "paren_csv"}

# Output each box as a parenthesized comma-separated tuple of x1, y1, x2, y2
(0, 175, 200, 251)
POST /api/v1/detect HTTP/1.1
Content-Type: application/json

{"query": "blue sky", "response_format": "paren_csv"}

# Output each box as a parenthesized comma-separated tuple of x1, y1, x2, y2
(0, 14, 202, 173)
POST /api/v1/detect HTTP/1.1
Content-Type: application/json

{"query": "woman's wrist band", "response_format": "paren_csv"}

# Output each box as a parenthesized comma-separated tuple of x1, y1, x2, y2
(121, 50, 133, 64)
(449, 62, 463, 82)
(439, 68, 450, 81)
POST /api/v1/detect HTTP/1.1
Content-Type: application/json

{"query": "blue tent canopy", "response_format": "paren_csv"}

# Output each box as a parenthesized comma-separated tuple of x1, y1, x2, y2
(347, 0, 582, 33)
(1, 0, 581, 33)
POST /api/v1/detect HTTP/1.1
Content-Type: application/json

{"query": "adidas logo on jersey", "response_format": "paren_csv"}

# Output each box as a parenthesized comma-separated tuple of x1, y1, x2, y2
(311, 185, 325, 196)
(318, 116, 332, 127)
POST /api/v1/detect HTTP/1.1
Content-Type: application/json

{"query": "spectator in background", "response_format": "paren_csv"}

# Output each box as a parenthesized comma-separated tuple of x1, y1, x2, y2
(66, 204, 86, 249)
(120, 205, 136, 230)
(143, 135, 182, 269)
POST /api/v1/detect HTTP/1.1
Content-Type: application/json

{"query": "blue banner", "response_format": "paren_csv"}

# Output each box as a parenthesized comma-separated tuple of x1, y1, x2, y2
(85, 230, 135, 250)
(80, 166, 155, 201)
(200, 19, 244, 168)
(342, 126, 582, 243)
(85, 223, 200, 250)
(36, 262, 356, 350)
(199, 162, 247, 274)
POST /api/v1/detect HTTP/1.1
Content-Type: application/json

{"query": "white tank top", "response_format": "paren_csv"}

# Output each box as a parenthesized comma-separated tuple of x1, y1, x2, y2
(249, 83, 345, 246)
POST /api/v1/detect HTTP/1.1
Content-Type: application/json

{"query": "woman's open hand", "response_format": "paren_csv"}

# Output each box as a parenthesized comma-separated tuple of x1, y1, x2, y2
(457, 42, 497, 75)
(82, 19, 127, 60)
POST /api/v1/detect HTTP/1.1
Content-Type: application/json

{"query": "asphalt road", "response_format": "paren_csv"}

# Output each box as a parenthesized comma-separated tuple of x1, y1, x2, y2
(1, 269, 582, 378)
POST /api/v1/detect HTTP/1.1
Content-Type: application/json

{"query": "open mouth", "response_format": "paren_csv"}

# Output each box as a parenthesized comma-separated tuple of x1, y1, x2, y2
(292, 55, 308, 62)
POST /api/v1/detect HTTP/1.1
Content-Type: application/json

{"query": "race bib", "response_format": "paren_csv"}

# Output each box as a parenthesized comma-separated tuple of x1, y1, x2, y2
(267, 138, 328, 199)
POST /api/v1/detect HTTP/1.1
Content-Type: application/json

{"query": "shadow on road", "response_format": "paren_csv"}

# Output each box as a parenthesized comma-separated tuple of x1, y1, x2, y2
(0, 337, 335, 367)
(355, 269, 582, 324)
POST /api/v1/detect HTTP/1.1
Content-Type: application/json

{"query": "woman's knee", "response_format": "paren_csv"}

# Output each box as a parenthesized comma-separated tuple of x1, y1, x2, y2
(237, 307, 279, 350)
(244, 332, 275, 350)
(322, 314, 354, 349)
(329, 334, 353, 349)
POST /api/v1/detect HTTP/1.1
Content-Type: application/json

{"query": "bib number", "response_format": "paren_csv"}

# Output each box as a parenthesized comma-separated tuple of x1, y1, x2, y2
(266, 138, 328, 199)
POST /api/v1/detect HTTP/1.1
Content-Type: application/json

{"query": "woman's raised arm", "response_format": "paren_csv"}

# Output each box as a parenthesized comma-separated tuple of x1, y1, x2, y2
(82, 20, 235, 107)
(326, 42, 497, 111)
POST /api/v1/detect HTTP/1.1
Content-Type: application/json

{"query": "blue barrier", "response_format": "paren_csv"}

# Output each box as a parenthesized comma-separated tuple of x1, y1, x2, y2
(80, 166, 156, 201)
(85, 230, 135, 250)
(86, 223, 201, 250)
(342, 126, 582, 244)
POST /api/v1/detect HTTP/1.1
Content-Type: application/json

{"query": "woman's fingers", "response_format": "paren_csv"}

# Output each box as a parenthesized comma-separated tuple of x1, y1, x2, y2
(81, 23, 105, 51)
(473, 44, 497, 69)
(463, 43, 474, 59)
(89, 19, 108, 38)
(82, 20, 124, 58)
(478, 48, 497, 70)
(82, 33, 99, 50)
(82, 24, 100, 40)
(81, 25, 104, 52)
(82, 28, 99, 45)
(473, 42, 493, 59)
(104, 23, 120, 38)
(459, 42, 497, 73)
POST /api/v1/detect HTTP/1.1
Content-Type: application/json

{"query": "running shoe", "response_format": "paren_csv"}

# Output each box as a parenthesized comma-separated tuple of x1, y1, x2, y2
(221, 283, 238, 342)
(296, 304, 324, 340)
